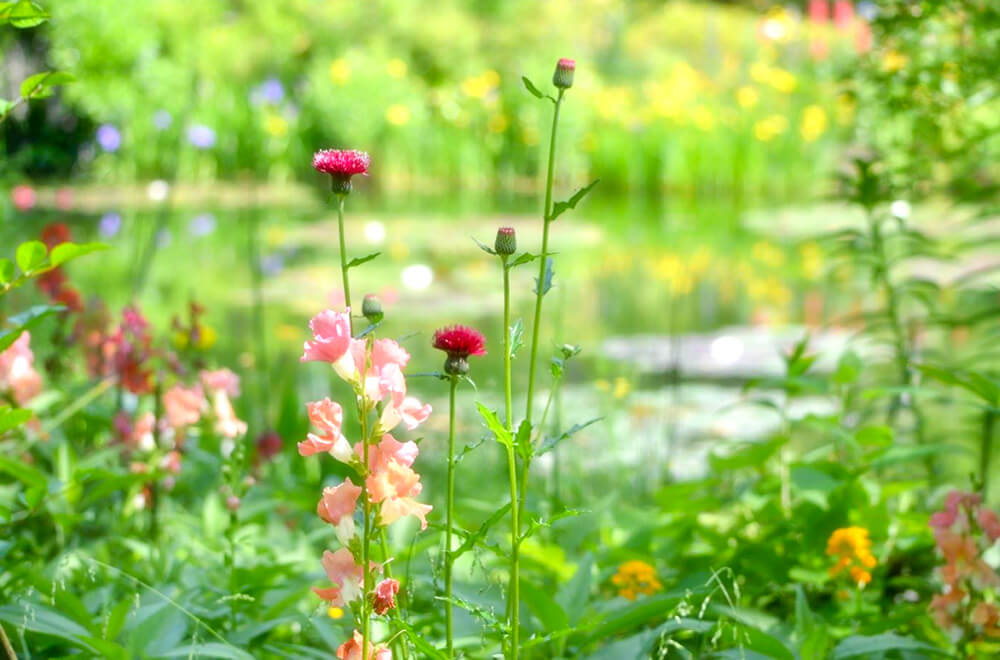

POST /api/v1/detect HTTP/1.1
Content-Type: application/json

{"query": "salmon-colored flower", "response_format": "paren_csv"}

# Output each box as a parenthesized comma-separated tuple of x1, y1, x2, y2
(302, 310, 353, 365)
(210, 389, 247, 439)
(200, 368, 241, 397)
(313, 548, 364, 606)
(318, 478, 361, 525)
(335, 630, 391, 660)
(361, 435, 419, 473)
(379, 395, 432, 432)
(299, 398, 352, 462)
(0, 332, 42, 405)
(367, 459, 432, 529)
(163, 384, 205, 430)
(372, 578, 399, 615)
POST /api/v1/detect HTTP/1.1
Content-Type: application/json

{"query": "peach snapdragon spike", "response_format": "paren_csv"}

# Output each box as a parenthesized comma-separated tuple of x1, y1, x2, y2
(300, 308, 432, 657)
(928, 491, 1000, 647)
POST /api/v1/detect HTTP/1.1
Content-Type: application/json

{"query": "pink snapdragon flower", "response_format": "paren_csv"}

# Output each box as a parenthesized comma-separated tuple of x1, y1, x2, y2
(211, 389, 248, 439)
(372, 578, 399, 615)
(299, 398, 352, 462)
(336, 630, 391, 660)
(302, 309, 353, 365)
(313, 150, 370, 178)
(313, 548, 365, 606)
(162, 384, 205, 430)
(200, 368, 241, 397)
(360, 435, 419, 473)
(0, 332, 42, 405)
(318, 478, 362, 545)
(367, 459, 432, 529)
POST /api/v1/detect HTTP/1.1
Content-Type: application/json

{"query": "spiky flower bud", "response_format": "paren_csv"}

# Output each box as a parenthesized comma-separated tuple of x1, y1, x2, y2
(444, 355, 469, 376)
(553, 58, 575, 89)
(362, 294, 384, 324)
(495, 226, 517, 256)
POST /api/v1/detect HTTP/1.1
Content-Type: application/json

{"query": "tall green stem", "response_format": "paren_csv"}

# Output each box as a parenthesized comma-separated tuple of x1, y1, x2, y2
(444, 376, 458, 657)
(868, 213, 929, 474)
(337, 194, 353, 332)
(501, 258, 520, 659)
(379, 530, 410, 660)
(359, 339, 372, 658)
(525, 90, 564, 425)
(981, 409, 994, 499)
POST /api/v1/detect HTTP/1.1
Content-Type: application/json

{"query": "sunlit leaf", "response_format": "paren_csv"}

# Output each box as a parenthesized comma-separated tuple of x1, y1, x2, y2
(549, 179, 599, 221)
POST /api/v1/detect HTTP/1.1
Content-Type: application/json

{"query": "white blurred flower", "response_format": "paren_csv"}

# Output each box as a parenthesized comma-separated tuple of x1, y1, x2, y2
(890, 200, 911, 220)
(401, 264, 433, 291)
(147, 179, 170, 202)
(710, 335, 744, 366)
(364, 220, 386, 244)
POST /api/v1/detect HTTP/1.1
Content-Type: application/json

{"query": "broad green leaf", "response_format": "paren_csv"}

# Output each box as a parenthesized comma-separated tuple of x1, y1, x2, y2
(514, 419, 532, 461)
(4, 0, 49, 28)
(0, 304, 66, 351)
(0, 406, 32, 433)
(557, 553, 592, 626)
(508, 252, 537, 268)
(475, 402, 512, 448)
(582, 588, 697, 643)
(15, 239, 47, 273)
(19, 70, 74, 99)
(49, 241, 109, 268)
(831, 633, 944, 659)
(0, 453, 48, 489)
(346, 251, 380, 269)
(521, 582, 569, 633)
(549, 179, 599, 221)
(854, 425, 892, 447)
(157, 644, 254, 660)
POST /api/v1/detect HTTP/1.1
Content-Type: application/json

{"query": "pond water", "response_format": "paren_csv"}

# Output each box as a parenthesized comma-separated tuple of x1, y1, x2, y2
(3, 187, 853, 497)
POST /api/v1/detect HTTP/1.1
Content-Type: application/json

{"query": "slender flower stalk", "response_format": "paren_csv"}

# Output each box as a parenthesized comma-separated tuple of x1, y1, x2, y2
(432, 325, 486, 658)
(337, 196, 352, 328)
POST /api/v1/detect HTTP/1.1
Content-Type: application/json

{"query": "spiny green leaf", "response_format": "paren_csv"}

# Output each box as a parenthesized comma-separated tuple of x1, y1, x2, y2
(538, 417, 601, 455)
(549, 179, 599, 221)
(475, 402, 512, 448)
(507, 252, 537, 268)
(346, 251, 380, 269)
(508, 318, 524, 359)
(534, 257, 554, 296)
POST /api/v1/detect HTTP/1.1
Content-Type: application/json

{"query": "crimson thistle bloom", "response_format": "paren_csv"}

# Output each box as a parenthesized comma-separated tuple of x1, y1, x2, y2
(313, 149, 370, 195)
(432, 325, 486, 376)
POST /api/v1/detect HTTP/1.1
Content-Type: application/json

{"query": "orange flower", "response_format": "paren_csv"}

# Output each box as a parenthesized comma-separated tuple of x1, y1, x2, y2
(826, 527, 876, 587)
(611, 560, 662, 600)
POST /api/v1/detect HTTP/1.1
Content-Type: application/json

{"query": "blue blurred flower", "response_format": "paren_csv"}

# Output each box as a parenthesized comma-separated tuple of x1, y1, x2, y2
(98, 212, 122, 237)
(96, 124, 122, 152)
(189, 213, 216, 237)
(153, 110, 173, 130)
(261, 253, 285, 277)
(251, 77, 285, 106)
(187, 124, 216, 149)
(156, 229, 172, 247)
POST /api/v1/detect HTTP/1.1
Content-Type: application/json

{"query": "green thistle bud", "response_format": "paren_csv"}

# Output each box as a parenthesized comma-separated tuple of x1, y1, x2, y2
(495, 226, 517, 256)
(330, 176, 352, 196)
(362, 294, 384, 324)
(552, 58, 575, 90)
(444, 354, 470, 376)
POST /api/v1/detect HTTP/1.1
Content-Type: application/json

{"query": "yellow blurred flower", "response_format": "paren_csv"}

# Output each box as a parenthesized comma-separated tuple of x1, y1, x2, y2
(688, 247, 712, 276)
(767, 68, 797, 94)
(327, 606, 344, 619)
(329, 58, 351, 85)
(385, 104, 411, 126)
(612, 376, 630, 400)
(461, 70, 500, 99)
(389, 241, 409, 260)
(800, 242, 824, 280)
(275, 323, 301, 342)
(386, 58, 408, 79)
(749, 61, 771, 84)
(800, 105, 827, 143)
(521, 125, 540, 146)
(265, 114, 288, 138)
(753, 114, 788, 141)
(881, 50, 908, 73)
(836, 94, 856, 127)
(196, 325, 217, 350)
(487, 113, 508, 133)
(736, 86, 759, 109)
(692, 105, 715, 132)
(611, 561, 661, 600)
(827, 527, 877, 587)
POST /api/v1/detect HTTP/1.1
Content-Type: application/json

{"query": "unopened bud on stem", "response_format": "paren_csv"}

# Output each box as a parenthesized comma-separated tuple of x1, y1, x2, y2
(553, 58, 575, 89)
(495, 226, 517, 256)
(362, 294, 384, 324)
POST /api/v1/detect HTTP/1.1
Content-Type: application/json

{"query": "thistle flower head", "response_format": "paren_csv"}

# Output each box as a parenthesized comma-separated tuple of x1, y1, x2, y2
(553, 58, 576, 89)
(495, 226, 517, 256)
(433, 325, 486, 375)
(313, 149, 370, 194)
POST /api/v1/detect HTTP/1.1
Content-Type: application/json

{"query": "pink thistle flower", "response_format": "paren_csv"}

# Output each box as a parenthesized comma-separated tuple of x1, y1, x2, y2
(299, 398, 352, 462)
(432, 325, 486, 359)
(372, 578, 400, 615)
(200, 368, 241, 397)
(302, 309, 353, 365)
(313, 548, 364, 606)
(313, 149, 370, 177)
(336, 631, 391, 660)
(163, 384, 205, 430)
(317, 478, 362, 526)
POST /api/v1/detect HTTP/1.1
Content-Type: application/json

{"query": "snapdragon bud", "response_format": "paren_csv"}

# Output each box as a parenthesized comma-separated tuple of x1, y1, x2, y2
(362, 294, 384, 324)
(553, 58, 576, 89)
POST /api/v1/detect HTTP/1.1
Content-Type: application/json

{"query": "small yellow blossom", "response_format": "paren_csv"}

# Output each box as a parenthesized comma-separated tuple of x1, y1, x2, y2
(327, 606, 344, 619)
(827, 527, 877, 587)
(736, 86, 759, 109)
(612, 377, 630, 400)
(386, 58, 407, 79)
(196, 325, 217, 350)
(385, 104, 411, 126)
(767, 68, 797, 94)
(836, 94, 856, 127)
(265, 114, 288, 138)
(487, 114, 508, 133)
(329, 58, 350, 85)
(800, 105, 827, 143)
(611, 561, 662, 600)
(799, 242, 824, 280)
(881, 50, 908, 73)
(753, 114, 788, 142)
